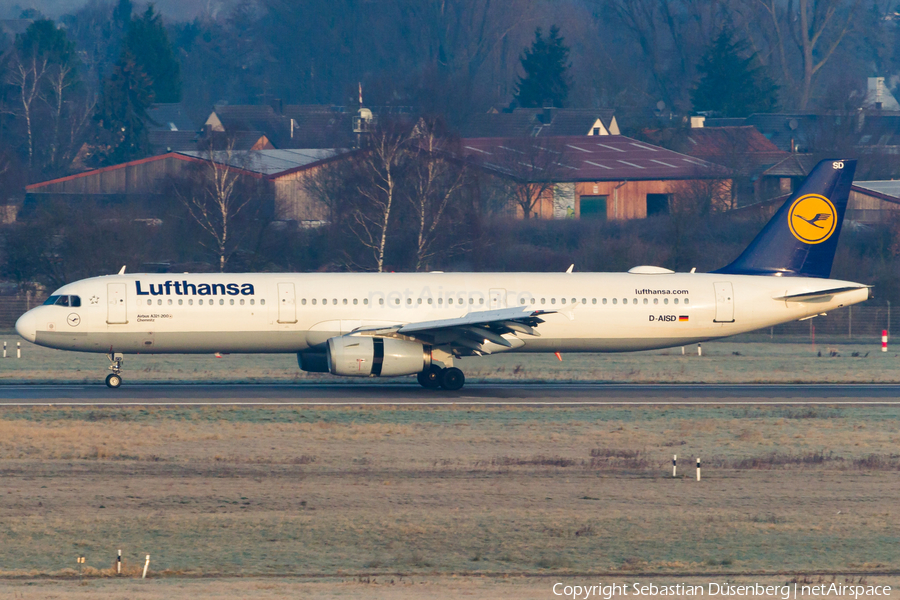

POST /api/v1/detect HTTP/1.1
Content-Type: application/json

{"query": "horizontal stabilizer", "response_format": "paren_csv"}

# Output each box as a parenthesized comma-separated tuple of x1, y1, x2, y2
(775, 286, 870, 302)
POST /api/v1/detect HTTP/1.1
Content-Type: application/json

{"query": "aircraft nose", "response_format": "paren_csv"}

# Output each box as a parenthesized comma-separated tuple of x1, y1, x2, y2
(15, 310, 37, 343)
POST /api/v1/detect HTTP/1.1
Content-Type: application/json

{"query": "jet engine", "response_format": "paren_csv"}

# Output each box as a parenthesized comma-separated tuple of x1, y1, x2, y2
(327, 336, 431, 377)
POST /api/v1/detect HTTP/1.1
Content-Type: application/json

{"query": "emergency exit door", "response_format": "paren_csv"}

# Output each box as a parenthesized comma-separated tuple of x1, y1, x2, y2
(277, 282, 297, 323)
(107, 283, 128, 324)
(713, 281, 735, 323)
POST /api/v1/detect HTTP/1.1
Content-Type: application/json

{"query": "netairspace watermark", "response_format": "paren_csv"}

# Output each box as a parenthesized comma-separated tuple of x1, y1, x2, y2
(551, 582, 892, 600)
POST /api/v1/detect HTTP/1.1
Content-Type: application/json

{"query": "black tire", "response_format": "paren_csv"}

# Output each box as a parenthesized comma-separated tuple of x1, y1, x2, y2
(417, 365, 443, 389)
(106, 373, 122, 389)
(440, 367, 465, 391)
(416, 365, 444, 390)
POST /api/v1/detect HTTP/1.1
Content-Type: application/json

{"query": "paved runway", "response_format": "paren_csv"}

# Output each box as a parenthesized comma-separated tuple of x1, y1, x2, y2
(0, 383, 898, 405)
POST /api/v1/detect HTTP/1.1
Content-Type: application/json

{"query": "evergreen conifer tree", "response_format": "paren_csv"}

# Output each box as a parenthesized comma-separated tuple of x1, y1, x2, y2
(514, 25, 570, 108)
(691, 29, 778, 117)
(123, 6, 181, 103)
(95, 49, 154, 164)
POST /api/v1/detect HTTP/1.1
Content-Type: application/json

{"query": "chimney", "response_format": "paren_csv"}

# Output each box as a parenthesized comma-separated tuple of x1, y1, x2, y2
(542, 102, 555, 125)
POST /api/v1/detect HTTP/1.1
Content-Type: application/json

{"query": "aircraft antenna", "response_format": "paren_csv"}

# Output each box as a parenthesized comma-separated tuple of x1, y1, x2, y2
(118, 266, 126, 275)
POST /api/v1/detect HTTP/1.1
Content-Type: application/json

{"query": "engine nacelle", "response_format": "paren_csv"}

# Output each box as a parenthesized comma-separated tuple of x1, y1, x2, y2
(326, 336, 431, 377)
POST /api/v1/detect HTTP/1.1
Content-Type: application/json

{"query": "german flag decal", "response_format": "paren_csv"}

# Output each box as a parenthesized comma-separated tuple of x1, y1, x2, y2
(678, 315, 689, 322)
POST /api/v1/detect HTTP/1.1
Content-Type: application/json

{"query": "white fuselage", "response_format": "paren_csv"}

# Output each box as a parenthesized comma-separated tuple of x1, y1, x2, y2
(16, 271, 870, 355)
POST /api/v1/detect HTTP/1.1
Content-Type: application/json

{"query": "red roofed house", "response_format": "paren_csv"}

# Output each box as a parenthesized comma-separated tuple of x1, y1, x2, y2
(461, 135, 730, 219)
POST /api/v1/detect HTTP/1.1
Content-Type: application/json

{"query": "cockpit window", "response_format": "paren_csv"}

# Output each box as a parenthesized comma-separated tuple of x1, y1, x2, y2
(44, 295, 80, 307)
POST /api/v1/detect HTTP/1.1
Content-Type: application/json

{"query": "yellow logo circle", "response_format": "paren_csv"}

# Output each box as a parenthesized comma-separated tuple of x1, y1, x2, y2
(788, 194, 837, 244)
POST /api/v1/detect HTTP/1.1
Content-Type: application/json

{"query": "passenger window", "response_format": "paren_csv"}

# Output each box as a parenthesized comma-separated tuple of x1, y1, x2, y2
(363, 298, 368, 305)
(632, 298, 637, 305)
(250, 299, 255, 305)
(685, 298, 690, 305)
(178, 299, 183, 305)
(664, 298, 669, 305)
(643, 298, 648, 305)
(333, 299, 337, 305)
(312, 299, 317, 305)
(541, 298, 546, 304)
(448, 298, 453, 304)
(479, 298, 484, 304)
(582, 298, 587, 304)
(561, 298, 566, 304)
(158, 299, 162, 305)
(168, 299, 173, 305)
(323, 299, 328, 305)
(622, 298, 627, 305)
(612, 298, 617, 305)
(219, 299, 224, 305)
(199, 299, 203, 306)
(602, 298, 606, 305)
(343, 299, 348, 305)
(438, 298, 443, 304)
(674, 298, 679, 305)
(571, 298, 576, 304)
(240, 299, 245, 305)
(417, 298, 422, 304)
(530, 298, 535, 304)
(395, 298, 400, 305)
(189, 299, 193, 305)
(407, 298, 412, 305)
(301, 299, 307, 305)
(261, 299, 265, 306)
(230, 299, 234, 305)
(427, 299, 432, 304)
(353, 299, 358, 305)
(654, 298, 658, 305)
(147, 299, 152, 306)
(43, 295, 60, 306)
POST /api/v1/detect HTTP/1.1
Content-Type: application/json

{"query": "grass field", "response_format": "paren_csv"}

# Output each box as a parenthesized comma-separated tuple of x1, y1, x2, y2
(0, 331, 898, 384)
(0, 405, 898, 590)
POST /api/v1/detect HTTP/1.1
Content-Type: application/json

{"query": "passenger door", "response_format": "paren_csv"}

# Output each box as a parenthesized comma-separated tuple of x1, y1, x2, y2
(713, 282, 735, 323)
(277, 282, 297, 323)
(107, 283, 128, 324)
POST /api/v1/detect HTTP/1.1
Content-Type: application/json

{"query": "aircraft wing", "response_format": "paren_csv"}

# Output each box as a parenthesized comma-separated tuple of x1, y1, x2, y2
(775, 286, 871, 302)
(350, 306, 555, 355)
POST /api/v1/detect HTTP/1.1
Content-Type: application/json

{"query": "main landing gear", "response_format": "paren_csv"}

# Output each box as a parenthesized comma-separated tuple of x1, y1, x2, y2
(417, 365, 465, 391)
(106, 352, 124, 388)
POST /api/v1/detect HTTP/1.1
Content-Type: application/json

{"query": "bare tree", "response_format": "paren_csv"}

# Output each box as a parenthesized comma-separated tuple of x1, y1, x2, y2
(406, 123, 467, 271)
(174, 139, 266, 272)
(482, 138, 569, 219)
(347, 125, 412, 272)
(751, 0, 860, 109)
(3, 49, 48, 169)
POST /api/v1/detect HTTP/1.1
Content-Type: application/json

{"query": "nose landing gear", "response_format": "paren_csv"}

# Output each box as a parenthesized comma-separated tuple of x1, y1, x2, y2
(106, 352, 124, 388)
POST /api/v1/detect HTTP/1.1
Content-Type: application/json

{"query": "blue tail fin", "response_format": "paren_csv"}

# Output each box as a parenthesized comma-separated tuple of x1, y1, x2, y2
(715, 159, 856, 278)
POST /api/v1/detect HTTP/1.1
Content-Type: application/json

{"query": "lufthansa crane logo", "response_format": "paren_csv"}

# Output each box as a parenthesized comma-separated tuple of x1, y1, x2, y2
(788, 193, 837, 244)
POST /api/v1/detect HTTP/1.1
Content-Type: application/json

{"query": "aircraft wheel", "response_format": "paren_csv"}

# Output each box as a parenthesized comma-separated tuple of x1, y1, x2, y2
(105, 373, 122, 389)
(417, 365, 443, 389)
(440, 367, 465, 391)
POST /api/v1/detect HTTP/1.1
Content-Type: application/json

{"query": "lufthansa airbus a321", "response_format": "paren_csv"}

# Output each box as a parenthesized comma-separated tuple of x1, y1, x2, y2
(16, 159, 870, 390)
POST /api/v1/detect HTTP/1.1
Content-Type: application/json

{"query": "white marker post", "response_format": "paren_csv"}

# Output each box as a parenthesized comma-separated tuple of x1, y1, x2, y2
(3, 341, 6, 358)
(882, 330, 888, 353)
(672, 454, 677, 477)
(16, 342, 20, 359)
(142, 554, 150, 579)
(696, 457, 701, 481)
(697, 344, 702, 357)
(117, 549, 121, 574)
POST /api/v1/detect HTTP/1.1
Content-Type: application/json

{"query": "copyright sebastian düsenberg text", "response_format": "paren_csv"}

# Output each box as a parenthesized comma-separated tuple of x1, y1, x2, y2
(551, 582, 892, 599)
